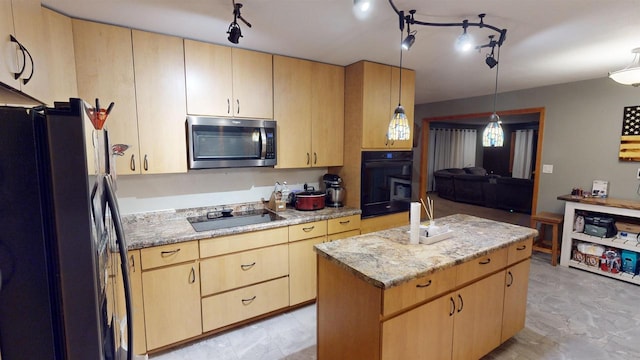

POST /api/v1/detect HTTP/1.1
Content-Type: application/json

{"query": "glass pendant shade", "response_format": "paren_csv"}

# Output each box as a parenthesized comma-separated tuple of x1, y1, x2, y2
(388, 105, 411, 141)
(609, 48, 640, 86)
(482, 115, 504, 147)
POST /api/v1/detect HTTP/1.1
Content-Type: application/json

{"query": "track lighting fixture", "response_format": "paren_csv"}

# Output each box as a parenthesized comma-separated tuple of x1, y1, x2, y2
(387, 1, 508, 65)
(227, 0, 251, 45)
(485, 35, 499, 69)
(402, 32, 416, 50)
(456, 21, 473, 52)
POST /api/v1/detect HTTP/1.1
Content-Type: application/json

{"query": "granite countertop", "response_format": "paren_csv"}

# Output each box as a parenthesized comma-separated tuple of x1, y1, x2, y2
(122, 204, 361, 250)
(314, 214, 538, 290)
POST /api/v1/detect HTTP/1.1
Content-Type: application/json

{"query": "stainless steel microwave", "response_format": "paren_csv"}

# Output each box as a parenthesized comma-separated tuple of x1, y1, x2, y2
(187, 116, 277, 169)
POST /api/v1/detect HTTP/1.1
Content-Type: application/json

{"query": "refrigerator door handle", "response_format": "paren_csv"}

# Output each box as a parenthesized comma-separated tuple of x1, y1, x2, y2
(104, 175, 134, 360)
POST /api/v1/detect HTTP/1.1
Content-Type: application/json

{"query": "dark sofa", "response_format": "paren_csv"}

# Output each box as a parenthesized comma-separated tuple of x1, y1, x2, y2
(433, 167, 533, 213)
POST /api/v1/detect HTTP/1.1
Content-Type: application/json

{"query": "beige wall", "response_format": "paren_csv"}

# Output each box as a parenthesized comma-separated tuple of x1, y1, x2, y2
(415, 76, 640, 214)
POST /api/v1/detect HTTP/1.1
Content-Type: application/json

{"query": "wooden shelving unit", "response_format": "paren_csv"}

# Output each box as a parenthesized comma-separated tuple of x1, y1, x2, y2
(559, 195, 640, 285)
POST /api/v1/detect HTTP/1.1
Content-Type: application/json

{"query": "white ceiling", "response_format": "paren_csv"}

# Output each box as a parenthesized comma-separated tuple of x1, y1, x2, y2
(43, 0, 640, 105)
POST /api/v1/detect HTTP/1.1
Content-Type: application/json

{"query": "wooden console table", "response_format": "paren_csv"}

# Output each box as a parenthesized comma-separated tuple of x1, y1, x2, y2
(557, 194, 640, 285)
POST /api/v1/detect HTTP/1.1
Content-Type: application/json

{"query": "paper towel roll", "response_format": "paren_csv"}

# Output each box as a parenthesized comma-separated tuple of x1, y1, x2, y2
(410, 202, 421, 244)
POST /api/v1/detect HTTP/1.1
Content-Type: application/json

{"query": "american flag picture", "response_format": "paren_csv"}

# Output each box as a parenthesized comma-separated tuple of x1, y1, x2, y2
(619, 105, 640, 161)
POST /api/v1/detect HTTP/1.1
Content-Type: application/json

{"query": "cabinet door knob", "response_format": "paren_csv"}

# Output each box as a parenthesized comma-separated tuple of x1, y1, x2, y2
(306, 153, 310, 165)
(189, 267, 196, 284)
(314, 152, 317, 164)
(236, 99, 240, 114)
(143, 154, 149, 171)
(449, 297, 455, 316)
(457, 294, 464, 313)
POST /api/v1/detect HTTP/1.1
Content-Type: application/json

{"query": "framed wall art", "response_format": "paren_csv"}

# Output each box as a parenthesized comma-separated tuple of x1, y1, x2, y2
(619, 105, 640, 161)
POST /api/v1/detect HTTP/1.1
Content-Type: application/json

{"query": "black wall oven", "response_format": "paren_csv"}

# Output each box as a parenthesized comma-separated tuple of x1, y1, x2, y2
(361, 151, 413, 218)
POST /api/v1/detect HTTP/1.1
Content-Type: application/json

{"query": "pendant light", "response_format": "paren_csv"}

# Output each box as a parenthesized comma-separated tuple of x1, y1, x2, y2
(609, 48, 640, 86)
(388, 31, 411, 142)
(483, 45, 504, 147)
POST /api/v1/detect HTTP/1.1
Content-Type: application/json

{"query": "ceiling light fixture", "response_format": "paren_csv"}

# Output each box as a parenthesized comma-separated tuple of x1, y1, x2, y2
(227, 0, 251, 45)
(388, 28, 411, 142)
(388, 1, 507, 65)
(456, 21, 473, 52)
(354, 0, 372, 13)
(609, 48, 640, 87)
(401, 10, 417, 50)
(485, 35, 499, 69)
(483, 44, 504, 147)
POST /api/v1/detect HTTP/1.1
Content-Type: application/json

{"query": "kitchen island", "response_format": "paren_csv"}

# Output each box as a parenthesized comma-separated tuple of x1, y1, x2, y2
(314, 214, 537, 360)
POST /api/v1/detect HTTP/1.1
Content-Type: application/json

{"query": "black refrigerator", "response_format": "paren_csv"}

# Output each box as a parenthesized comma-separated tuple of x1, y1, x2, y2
(0, 98, 133, 359)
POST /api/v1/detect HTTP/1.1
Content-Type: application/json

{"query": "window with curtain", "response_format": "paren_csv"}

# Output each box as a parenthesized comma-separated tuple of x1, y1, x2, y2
(427, 128, 477, 191)
(512, 129, 534, 179)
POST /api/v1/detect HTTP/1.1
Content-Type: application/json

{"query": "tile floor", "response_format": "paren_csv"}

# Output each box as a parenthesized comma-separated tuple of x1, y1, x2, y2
(150, 252, 640, 360)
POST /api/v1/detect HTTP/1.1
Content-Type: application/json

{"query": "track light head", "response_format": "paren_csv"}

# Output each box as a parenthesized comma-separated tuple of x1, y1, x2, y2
(456, 22, 473, 52)
(227, 22, 242, 44)
(402, 32, 415, 50)
(485, 54, 498, 68)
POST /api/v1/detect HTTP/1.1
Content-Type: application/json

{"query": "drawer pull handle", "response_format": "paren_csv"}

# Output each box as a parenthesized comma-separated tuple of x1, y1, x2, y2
(161, 249, 181, 257)
(516, 245, 527, 251)
(416, 280, 432, 288)
(449, 297, 455, 316)
(241, 295, 257, 305)
(479, 258, 491, 265)
(303, 226, 315, 232)
(240, 262, 256, 270)
(189, 267, 196, 284)
(457, 294, 464, 313)
(339, 220, 351, 225)
(506, 271, 514, 287)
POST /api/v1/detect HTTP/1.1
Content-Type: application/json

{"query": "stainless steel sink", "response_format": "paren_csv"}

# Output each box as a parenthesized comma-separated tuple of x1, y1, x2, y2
(187, 209, 285, 232)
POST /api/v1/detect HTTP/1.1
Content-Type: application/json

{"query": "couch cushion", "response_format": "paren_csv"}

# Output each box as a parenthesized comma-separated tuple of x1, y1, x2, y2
(463, 167, 488, 176)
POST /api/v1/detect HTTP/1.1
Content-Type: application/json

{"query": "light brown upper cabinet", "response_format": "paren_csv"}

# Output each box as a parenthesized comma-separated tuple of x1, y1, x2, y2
(184, 40, 273, 119)
(132, 30, 187, 174)
(274, 55, 344, 168)
(73, 19, 140, 175)
(347, 61, 415, 150)
(0, 0, 49, 103)
(43, 8, 77, 104)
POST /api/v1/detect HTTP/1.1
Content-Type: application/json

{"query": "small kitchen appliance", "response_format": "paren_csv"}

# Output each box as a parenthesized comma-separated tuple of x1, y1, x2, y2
(323, 173, 345, 207)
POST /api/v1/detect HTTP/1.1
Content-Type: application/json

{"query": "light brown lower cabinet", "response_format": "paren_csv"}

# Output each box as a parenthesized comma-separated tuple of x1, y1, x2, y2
(141, 261, 202, 350)
(318, 237, 533, 360)
(127, 250, 146, 355)
(202, 277, 289, 331)
(501, 259, 531, 342)
(289, 236, 325, 305)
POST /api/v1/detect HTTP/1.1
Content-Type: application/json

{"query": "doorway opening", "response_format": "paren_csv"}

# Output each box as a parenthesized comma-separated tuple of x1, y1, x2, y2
(418, 107, 545, 215)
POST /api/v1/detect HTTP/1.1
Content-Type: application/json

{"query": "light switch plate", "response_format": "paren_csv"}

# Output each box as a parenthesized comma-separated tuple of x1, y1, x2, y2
(542, 164, 553, 174)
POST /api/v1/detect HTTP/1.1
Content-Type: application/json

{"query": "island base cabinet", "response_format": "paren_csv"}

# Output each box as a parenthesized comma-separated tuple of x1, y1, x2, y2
(501, 259, 531, 342)
(452, 271, 506, 360)
(142, 262, 202, 350)
(381, 294, 454, 360)
(202, 277, 289, 332)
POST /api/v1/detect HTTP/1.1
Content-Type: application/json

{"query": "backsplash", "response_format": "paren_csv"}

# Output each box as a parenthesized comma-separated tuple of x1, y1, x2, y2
(115, 167, 327, 214)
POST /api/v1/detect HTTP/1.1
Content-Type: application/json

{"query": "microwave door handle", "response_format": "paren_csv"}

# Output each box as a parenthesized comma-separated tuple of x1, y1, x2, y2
(260, 128, 267, 159)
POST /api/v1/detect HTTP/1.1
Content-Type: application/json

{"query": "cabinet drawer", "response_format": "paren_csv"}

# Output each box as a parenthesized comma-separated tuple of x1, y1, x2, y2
(200, 227, 288, 258)
(455, 247, 508, 286)
(140, 241, 199, 270)
(507, 237, 533, 265)
(328, 215, 361, 235)
(202, 277, 289, 332)
(200, 244, 289, 296)
(327, 229, 360, 242)
(382, 266, 457, 316)
(289, 220, 327, 242)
